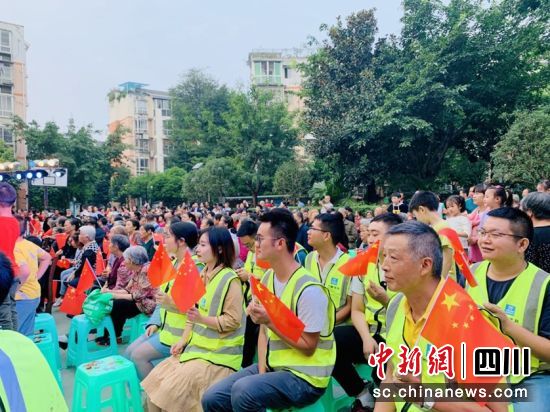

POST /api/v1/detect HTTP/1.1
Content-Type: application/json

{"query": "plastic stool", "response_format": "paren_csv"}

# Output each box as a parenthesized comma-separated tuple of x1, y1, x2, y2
(34, 313, 61, 369)
(121, 313, 150, 344)
(72, 355, 143, 412)
(67, 315, 118, 368)
(33, 332, 63, 391)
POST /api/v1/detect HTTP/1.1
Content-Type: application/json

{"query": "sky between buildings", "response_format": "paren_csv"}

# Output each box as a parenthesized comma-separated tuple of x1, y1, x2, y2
(3, 0, 403, 137)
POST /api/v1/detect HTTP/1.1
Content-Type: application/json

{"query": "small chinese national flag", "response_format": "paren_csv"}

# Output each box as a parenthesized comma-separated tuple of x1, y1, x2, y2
(438, 227, 477, 287)
(76, 259, 96, 293)
(147, 242, 176, 287)
(340, 240, 380, 276)
(250, 276, 305, 343)
(421, 278, 515, 387)
(170, 249, 206, 312)
(59, 286, 86, 315)
(95, 250, 105, 275)
(55, 233, 68, 250)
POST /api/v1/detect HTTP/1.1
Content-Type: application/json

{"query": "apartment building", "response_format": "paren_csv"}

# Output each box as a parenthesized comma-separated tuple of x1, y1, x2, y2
(108, 82, 172, 175)
(0, 21, 27, 163)
(247, 49, 309, 112)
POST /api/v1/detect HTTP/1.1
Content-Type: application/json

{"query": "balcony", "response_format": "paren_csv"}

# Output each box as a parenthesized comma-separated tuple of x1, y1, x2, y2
(252, 75, 282, 86)
(0, 93, 13, 117)
(0, 66, 12, 85)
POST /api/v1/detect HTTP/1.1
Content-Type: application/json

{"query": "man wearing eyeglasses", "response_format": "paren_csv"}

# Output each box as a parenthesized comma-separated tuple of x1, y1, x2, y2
(468, 207, 550, 411)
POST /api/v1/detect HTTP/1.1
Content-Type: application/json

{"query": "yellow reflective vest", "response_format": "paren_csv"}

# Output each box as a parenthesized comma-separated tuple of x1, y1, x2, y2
(304, 250, 351, 313)
(180, 267, 245, 371)
(467, 261, 550, 382)
(362, 262, 396, 337)
(158, 256, 204, 346)
(263, 267, 336, 388)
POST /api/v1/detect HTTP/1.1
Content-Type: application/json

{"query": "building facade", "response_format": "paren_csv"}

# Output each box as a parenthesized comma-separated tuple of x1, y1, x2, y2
(108, 82, 172, 175)
(248, 49, 308, 112)
(0, 21, 27, 163)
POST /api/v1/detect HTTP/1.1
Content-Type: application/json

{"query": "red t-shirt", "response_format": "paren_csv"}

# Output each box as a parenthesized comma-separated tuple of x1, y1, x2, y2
(0, 216, 19, 275)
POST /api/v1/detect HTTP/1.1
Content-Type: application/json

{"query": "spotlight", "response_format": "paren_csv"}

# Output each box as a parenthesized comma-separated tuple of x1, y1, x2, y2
(53, 168, 66, 178)
(35, 171, 43, 179)
(25, 171, 33, 179)
(15, 172, 23, 180)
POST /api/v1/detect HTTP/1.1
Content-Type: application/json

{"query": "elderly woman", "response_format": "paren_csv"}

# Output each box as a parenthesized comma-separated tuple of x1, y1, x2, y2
(100, 246, 158, 344)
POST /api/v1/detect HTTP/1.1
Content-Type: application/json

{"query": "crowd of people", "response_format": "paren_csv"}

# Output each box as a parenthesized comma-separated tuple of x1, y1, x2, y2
(0, 178, 549, 411)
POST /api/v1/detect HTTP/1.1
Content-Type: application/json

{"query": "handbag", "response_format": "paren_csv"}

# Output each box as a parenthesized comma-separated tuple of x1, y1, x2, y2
(83, 289, 113, 325)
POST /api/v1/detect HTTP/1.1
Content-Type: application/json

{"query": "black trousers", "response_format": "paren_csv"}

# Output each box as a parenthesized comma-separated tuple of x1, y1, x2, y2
(110, 299, 141, 337)
(242, 315, 259, 368)
(332, 325, 383, 397)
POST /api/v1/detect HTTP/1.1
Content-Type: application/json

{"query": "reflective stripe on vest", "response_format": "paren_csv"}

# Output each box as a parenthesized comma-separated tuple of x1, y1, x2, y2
(385, 295, 446, 412)
(0, 331, 67, 412)
(262, 267, 336, 388)
(304, 251, 350, 311)
(180, 267, 245, 371)
(362, 262, 396, 336)
(467, 261, 550, 378)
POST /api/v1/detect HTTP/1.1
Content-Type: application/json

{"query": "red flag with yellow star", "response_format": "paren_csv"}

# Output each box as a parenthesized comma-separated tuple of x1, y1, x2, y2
(95, 250, 105, 276)
(250, 276, 305, 343)
(55, 233, 68, 249)
(170, 249, 206, 312)
(102, 238, 110, 258)
(340, 240, 380, 276)
(420, 278, 515, 386)
(147, 242, 176, 287)
(59, 286, 86, 315)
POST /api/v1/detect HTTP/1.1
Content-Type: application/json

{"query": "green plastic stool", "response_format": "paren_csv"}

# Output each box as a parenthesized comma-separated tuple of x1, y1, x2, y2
(72, 355, 143, 412)
(34, 313, 61, 369)
(33, 332, 63, 392)
(67, 315, 118, 368)
(121, 313, 150, 344)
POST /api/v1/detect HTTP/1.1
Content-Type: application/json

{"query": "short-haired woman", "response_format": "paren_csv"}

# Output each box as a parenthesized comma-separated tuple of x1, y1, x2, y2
(142, 227, 245, 412)
(98, 246, 158, 344)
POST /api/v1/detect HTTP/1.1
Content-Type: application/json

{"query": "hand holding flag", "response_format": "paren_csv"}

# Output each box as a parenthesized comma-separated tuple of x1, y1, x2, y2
(340, 240, 380, 276)
(249, 276, 305, 343)
(147, 242, 176, 287)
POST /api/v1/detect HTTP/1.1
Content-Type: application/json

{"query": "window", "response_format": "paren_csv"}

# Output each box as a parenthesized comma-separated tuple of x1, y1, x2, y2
(0, 63, 11, 83)
(253, 61, 282, 85)
(0, 127, 13, 146)
(135, 137, 149, 153)
(162, 119, 171, 136)
(135, 99, 147, 115)
(137, 158, 149, 175)
(156, 99, 171, 117)
(134, 116, 147, 133)
(284, 66, 289, 79)
(0, 94, 13, 117)
(0, 30, 10, 54)
(162, 139, 172, 157)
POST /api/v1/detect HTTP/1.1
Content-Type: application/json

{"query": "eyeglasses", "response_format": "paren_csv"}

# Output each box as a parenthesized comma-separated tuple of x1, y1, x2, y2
(255, 235, 283, 244)
(478, 229, 524, 240)
(308, 227, 328, 233)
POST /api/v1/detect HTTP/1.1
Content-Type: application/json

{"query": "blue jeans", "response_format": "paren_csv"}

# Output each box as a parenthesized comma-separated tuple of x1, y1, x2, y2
(512, 373, 550, 412)
(202, 364, 325, 412)
(16, 298, 40, 336)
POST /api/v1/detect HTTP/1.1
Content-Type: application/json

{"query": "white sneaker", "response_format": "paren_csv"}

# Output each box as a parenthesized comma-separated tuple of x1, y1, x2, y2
(53, 297, 63, 307)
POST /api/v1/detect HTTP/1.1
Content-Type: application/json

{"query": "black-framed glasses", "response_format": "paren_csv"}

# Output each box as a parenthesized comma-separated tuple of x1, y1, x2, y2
(478, 229, 524, 240)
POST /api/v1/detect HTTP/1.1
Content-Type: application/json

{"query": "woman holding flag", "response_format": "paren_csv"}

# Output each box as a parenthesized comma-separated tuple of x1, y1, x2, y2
(142, 227, 245, 412)
(125, 221, 201, 379)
